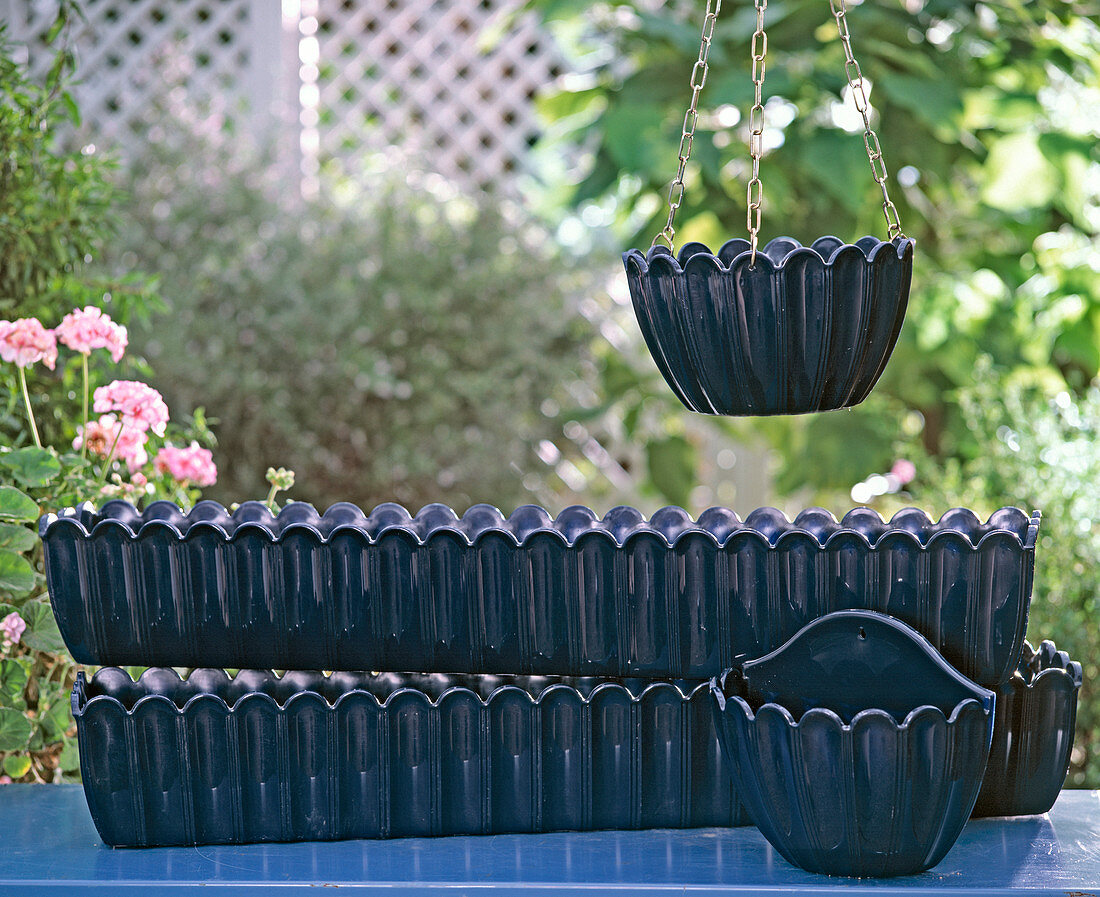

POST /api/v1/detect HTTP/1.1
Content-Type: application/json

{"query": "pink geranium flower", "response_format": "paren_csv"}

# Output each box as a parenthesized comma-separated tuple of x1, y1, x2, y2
(0, 318, 57, 370)
(93, 380, 170, 436)
(0, 612, 25, 650)
(891, 459, 916, 485)
(155, 443, 217, 487)
(56, 306, 128, 362)
(74, 414, 149, 471)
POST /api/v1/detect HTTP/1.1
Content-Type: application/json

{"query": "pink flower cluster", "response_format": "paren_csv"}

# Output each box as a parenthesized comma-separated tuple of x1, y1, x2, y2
(155, 443, 217, 487)
(56, 306, 128, 362)
(74, 414, 149, 471)
(0, 318, 57, 370)
(0, 307, 224, 502)
(94, 380, 170, 437)
(0, 612, 25, 650)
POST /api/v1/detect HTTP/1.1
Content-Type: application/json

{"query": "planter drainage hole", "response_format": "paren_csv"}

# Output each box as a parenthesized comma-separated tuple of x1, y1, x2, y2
(858, 627, 866, 640)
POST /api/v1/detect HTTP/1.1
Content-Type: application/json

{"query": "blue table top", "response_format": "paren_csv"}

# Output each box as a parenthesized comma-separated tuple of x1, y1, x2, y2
(6, 785, 1100, 895)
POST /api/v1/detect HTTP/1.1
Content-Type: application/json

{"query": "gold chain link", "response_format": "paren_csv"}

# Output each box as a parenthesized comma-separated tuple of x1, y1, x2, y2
(746, 0, 768, 265)
(829, 0, 905, 240)
(653, 0, 722, 251)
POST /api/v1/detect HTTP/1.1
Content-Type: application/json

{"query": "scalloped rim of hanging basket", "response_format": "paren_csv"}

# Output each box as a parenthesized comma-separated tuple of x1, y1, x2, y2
(623, 234, 915, 275)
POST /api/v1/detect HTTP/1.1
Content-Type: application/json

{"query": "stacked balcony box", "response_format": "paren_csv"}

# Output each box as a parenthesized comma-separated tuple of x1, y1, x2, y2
(43, 501, 1039, 686)
(973, 639, 1082, 818)
(73, 669, 743, 847)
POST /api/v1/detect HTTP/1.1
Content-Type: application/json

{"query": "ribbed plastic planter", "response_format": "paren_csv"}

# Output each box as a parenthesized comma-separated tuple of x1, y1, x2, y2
(74, 668, 744, 847)
(622, 236, 915, 416)
(43, 501, 1038, 685)
(711, 610, 995, 878)
(973, 639, 1082, 818)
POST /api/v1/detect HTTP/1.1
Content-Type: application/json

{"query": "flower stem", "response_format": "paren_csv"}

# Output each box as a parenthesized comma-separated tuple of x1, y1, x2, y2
(17, 367, 41, 449)
(265, 483, 280, 511)
(100, 421, 124, 484)
(80, 354, 89, 460)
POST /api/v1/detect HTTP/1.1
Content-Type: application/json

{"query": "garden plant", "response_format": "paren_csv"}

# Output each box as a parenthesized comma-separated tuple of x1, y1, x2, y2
(0, 11, 227, 782)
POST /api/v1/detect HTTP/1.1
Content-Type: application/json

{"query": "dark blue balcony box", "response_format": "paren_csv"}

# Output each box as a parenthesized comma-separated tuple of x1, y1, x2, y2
(973, 638, 1082, 818)
(43, 502, 1037, 686)
(72, 668, 744, 847)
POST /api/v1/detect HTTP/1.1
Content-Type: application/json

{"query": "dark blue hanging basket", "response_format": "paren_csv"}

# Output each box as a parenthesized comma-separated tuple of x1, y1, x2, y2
(973, 639, 1082, 818)
(73, 668, 744, 847)
(623, 235, 915, 415)
(711, 610, 995, 878)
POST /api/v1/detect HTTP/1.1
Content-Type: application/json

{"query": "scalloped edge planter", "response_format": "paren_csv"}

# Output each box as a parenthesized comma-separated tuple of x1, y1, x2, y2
(72, 668, 745, 847)
(43, 501, 1038, 685)
(711, 611, 995, 878)
(972, 639, 1082, 818)
(623, 236, 915, 416)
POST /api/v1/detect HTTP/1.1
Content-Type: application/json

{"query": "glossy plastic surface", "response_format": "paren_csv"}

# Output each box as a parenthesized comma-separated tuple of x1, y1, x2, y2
(5, 786, 1100, 895)
(974, 639, 1082, 818)
(712, 611, 995, 878)
(43, 501, 1038, 685)
(739, 610, 996, 722)
(622, 235, 915, 416)
(73, 668, 744, 847)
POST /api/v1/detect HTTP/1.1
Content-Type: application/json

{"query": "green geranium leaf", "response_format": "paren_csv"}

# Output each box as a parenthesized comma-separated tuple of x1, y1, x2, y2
(39, 699, 71, 742)
(0, 549, 35, 597)
(59, 740, 80, 772)
(2, 753, 30, 779)
(18, 600, 65, 654)
(0, 708, 32, 752)
(0, 447, 60, 488)
(0, 523, 36, 552)
(0, 660, 28, 709)
(0, 487, 38, 523)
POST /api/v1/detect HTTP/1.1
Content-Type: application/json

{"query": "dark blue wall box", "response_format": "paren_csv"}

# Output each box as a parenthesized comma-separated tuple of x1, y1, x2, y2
(974, 638, 1082, 818)
(622, 235, 915, 416)
(73, 668, 746, 847)
(43, 501, 1038, 685)
(711, 610, 995, 878)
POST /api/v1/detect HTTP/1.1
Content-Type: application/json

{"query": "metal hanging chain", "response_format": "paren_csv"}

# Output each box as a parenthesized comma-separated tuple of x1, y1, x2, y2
(746, 0, 768, 265)
(655, 0, 903, 252)
(829, 0, 905, 240)
(653, 0, 722, 251)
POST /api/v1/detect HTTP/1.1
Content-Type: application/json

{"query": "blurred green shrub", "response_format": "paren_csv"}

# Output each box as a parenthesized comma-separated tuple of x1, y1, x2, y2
(899, 362, 1100, 787)
(106, 128, 596, 511)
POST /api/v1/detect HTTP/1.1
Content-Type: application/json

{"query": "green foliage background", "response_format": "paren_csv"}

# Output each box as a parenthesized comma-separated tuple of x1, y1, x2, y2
(531, 0, 1099, 489)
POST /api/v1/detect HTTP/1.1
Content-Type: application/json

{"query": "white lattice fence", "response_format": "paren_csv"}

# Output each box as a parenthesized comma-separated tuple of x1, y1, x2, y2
(4, 0, 286, 146)
(2, 0, 565, 192)
(301, 0, 563, 190)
